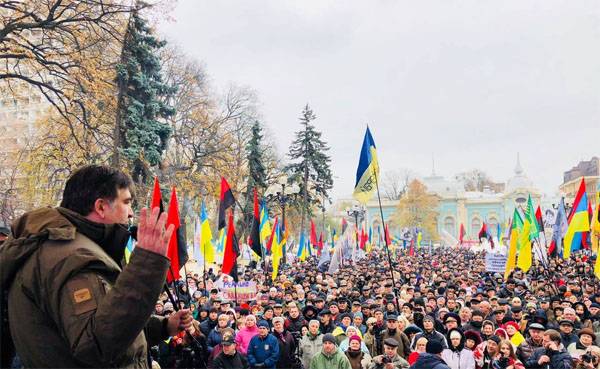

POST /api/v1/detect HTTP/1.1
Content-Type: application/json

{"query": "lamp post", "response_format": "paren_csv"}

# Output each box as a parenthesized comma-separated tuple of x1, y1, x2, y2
(346, 204, 366, 252)
(265, 175, 300, 265)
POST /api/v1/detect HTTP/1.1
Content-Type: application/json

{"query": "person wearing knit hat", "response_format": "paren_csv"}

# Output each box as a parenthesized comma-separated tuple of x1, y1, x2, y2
(502, 320, 525, 347)
(339, 326, 371, 355)
(344, 334, 373, 369)
(441, 329, 476, 369)
(247, 319, 279, 369)
(475, 335, 501, 368)
(411, 315, 448, 352)
(309, 333, 352, 369)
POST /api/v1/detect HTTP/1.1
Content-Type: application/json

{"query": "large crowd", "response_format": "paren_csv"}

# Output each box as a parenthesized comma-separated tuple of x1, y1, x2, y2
(150, 247, 600, 369)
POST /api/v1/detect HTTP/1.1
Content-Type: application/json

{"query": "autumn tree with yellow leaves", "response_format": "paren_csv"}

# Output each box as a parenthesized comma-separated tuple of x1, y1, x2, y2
(391, 179, 440, 240)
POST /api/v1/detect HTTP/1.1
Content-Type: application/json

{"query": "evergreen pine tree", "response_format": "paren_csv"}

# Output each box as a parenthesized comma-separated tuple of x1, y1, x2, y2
(242, 121, 268, 230)
(114, 10, 176, 183)
(287, 104, 333, 232)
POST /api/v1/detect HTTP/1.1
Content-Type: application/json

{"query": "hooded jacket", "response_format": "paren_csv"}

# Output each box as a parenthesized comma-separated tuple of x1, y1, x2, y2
(441, 329, 476, 369)
(409, 352, 451, 369)
(0, 207, 170, 368)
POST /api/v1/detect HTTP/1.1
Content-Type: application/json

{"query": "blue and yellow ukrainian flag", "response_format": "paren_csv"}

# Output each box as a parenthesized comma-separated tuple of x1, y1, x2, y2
(353, 126, 379, 204)
(564, 179, 590, 259)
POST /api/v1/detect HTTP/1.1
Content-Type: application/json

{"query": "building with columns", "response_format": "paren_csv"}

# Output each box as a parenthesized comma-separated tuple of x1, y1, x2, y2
(335, 155, 542, 246)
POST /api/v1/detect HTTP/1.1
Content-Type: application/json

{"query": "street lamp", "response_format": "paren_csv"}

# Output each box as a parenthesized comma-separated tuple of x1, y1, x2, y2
(265, 175, 301, 264)
(346, 204, 366, 252)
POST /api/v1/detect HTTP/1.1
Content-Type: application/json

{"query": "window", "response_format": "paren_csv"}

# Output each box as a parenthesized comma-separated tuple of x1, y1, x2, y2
(488, 217, 498, 237)
(471, 217, 481, 237)
(444, 216, 455, 237)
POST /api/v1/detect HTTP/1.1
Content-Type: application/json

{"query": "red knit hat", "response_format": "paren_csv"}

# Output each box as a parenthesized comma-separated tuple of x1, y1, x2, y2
(349, 335, 362, 343)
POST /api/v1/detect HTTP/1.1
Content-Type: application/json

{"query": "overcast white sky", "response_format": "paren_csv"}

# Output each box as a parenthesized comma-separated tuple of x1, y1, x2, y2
(158, 1, 600, 200)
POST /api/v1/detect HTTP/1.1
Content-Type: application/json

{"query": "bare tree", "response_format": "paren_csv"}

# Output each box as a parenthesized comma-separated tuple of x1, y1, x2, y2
(382, 169, 416, 200)
(0, 0, 134, 124)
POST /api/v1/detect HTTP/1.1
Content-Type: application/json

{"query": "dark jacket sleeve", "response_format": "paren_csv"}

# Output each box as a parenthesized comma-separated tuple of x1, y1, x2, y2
(550, 351, 573, 369)
(48, 248, 169, 366)
(146, 315, 169, 347)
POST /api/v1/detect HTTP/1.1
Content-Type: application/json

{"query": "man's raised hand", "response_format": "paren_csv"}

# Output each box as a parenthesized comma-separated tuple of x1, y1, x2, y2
(136, 207, 174, 256)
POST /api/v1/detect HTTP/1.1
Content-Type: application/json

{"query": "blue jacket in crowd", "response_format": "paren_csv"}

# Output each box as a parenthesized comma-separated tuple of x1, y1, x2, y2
(247, 333, 280, 369)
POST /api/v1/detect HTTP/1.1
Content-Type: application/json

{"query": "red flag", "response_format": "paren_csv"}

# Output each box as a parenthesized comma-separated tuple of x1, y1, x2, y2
(409, 239, 415, 256)
(150, 177, 163, 212)
(310, 220, 318, 247)
(535, 205, 545, 232)
(166, 187, 181, 283)
(218, 177, 236, 230)
(384, 224, 391, 246)
(459, 223, 466, 245)
(359, 226, 367, 250)
(249, 189, 261, 257)
(222, 210, 238, 281)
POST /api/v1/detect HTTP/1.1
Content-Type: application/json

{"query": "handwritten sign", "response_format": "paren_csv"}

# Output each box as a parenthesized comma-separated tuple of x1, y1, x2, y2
(485, 253, 507, 273)
(221, 281, 258, 302)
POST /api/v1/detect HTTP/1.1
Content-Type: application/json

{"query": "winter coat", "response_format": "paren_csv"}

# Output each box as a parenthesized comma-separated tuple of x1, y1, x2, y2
(201, 318, 219, 336)
(208, 326, 234, 353)
(309, 348, 352, 369)
(368, 354, 410, 369)
(235, 326, 260, 354)
(524, 346, 573, 369)
(345, 350, 372, 369)
(409, 352, 451, 369)
(285, 315, 307, 334)
(382, 329, 412, 359)
(0, 207, 170, 369)
(441, 348, 476, 369)
(515, 336, 543, 363)
(212, 350, 250, 369)
(274, 329, 296, 369)
(299, 333, 323, 369)
(561, 332, 578, 349)
(247, 333, 280, 368)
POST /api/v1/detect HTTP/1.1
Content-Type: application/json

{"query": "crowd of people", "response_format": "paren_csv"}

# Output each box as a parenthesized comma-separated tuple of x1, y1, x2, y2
(150, 247, 600, 369)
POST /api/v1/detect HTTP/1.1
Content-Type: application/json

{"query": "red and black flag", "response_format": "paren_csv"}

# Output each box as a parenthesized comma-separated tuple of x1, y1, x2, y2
(535, 205, 545, 233)
(218, 177, 236, 231)
(150, 177, 164, 212)
(317, 233, 323, 255)
(249, 189, 262, 258)
(222, 210, 239, 282)
(166, 187, 188, 283)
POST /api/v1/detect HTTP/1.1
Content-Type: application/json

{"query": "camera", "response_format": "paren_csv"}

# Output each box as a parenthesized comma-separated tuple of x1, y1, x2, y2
(582, 353, 595, 364)
(382, 356, 392, 364)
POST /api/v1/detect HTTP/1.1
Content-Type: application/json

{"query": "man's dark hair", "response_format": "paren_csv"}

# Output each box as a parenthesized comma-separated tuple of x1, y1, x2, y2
(60, 165, 133, 215)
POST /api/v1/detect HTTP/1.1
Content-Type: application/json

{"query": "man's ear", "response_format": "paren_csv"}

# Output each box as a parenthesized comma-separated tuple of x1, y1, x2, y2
(93, 198, 108, 218)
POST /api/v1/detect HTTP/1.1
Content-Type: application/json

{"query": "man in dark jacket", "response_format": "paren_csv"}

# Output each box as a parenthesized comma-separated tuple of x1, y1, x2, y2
(524, 329, 573, 369)
(273, 316, 297, 369)
(411, 315, 447, 350)
(201, 308, 220, 336)
(516, 323, 545, 362)
(247, 320, 280, 368)
(409, 340, 450, 369)
(0, 165, 192, 368)
(213, 331, 250, 369)
(285, 303, 307, 335)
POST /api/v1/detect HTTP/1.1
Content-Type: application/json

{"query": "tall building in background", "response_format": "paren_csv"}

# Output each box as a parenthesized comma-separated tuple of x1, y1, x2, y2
(560, 157, 600, 207)
(0, 85, 48, 224)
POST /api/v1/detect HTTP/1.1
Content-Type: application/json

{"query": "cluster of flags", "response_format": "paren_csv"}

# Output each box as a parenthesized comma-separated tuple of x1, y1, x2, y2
(504, 178, 600, 279)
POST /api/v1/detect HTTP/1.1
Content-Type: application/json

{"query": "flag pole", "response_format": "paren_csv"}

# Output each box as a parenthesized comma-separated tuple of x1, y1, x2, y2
(372, 169, 400, 313)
